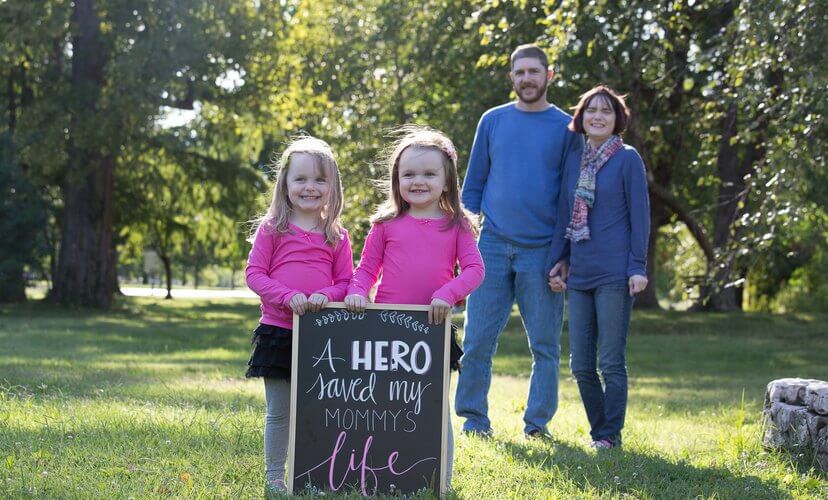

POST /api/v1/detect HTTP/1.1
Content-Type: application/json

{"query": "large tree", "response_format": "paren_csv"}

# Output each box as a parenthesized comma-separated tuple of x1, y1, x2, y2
(0, 133, 48, 302)
(1, 0, 288, 307)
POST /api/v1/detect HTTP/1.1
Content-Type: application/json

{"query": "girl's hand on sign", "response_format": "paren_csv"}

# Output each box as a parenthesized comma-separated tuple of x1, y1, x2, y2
(289, 292, 309, 315)
(429, 298, 451, 325)
(344, 294, 368, 312)
(307, 293, 329, 312)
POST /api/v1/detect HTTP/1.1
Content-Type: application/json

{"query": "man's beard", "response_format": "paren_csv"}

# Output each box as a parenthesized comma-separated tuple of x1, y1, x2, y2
(514, 77, 549, 104)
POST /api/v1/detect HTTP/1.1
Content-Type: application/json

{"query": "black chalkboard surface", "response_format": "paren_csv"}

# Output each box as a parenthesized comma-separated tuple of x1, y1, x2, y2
(287, 303, 449, 497)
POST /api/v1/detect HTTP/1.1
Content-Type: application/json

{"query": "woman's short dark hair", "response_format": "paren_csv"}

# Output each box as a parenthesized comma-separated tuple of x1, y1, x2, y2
(569, 85, 630, 135)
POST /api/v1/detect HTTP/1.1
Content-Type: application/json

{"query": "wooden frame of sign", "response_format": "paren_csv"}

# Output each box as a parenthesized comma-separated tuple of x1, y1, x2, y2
(287, 302, 450, 497)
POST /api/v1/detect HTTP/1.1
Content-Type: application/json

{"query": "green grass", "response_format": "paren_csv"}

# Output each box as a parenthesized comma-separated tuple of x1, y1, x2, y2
(1, 298, 826, 498)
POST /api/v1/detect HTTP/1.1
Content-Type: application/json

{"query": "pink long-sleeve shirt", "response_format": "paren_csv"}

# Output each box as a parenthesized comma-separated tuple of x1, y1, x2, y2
(246, 223, 353, 328)
(348, 214, 484, 305)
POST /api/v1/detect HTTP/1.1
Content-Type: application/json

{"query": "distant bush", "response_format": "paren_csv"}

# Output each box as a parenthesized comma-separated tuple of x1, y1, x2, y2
(772, 245, 828, 313)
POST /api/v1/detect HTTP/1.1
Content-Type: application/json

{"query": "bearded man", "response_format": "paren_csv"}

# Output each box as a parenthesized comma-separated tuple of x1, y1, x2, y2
(455, 44, 582, 440)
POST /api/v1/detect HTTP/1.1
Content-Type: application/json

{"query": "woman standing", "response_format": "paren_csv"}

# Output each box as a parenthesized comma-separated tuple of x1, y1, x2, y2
(547, 85, 649, 450)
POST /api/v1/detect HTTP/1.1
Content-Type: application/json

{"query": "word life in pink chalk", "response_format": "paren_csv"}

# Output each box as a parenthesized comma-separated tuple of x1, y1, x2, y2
(297, 430, 437, 497)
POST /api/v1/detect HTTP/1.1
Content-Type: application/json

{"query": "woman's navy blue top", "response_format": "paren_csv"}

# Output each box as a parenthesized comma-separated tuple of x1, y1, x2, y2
(548, 143, 650, 291)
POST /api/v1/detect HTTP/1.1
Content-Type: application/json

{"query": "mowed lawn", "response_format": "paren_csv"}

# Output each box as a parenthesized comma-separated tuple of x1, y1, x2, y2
(0, 298, 826, 498)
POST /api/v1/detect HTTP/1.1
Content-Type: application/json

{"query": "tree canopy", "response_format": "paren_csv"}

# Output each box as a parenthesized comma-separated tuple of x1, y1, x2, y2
(0, 0, 824, 311)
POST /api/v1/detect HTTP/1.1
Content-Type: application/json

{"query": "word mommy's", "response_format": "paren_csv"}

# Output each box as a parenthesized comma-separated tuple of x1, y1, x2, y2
(351, 340, 432, 374)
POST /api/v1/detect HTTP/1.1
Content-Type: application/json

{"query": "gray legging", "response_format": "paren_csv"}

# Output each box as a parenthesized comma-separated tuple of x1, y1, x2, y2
(264, 378, 291, 484)
(263, 377, 455, 488)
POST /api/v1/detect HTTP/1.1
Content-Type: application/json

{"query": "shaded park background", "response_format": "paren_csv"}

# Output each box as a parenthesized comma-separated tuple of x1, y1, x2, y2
(1, 0, 826, 312)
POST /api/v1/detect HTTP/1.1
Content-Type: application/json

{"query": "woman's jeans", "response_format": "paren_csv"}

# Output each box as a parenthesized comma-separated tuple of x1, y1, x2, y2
(568, 281, 633, 443)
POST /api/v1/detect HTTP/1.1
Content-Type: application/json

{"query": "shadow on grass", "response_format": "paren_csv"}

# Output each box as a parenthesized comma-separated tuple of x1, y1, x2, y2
(495, 438, 788, 499)
(0, 296, 260, 325)
(0, 298, 258, 357)
(0, 375, 264, 415)
(0, 297, 263, 403)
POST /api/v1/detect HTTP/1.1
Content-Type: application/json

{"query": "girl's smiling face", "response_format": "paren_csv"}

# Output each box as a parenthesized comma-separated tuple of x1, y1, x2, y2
(286, 153, 330, 216)
(397, 146, 448, 216)
(583, 95, 616, 145)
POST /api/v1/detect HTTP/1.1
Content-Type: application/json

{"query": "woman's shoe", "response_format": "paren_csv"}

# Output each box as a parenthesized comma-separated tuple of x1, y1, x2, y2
(590, 438, 614, 450)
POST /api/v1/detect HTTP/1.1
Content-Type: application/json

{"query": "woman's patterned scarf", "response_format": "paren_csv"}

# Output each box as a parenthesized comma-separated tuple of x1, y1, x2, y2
(565, 134, 624, 242)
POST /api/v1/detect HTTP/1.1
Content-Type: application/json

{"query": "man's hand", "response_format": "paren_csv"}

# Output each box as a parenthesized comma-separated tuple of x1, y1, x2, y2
(548, 260, 569, 292)
(628, 274, 648, 296)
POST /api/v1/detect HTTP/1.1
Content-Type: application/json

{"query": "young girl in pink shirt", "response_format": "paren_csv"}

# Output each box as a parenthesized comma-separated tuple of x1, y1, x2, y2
(345, 125, 485, 488)
(245, 136, 353, 495)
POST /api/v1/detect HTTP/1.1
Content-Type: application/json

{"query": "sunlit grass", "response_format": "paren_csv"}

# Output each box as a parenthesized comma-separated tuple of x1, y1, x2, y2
(0, 297, 826, 498)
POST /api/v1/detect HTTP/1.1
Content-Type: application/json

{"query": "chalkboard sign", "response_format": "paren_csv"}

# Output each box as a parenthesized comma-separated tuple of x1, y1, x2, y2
(287, 303, 450, 497)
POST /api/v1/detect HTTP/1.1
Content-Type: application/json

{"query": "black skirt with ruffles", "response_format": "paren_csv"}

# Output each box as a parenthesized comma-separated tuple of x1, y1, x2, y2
(245, 323, 292, 379)
(245, 322, 464, 379)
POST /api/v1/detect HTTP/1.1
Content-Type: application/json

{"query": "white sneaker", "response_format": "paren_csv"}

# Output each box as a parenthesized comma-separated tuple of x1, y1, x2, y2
(590, 438, 614, 450)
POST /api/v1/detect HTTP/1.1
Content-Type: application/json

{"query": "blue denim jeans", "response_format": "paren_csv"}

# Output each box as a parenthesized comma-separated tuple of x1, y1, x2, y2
(455, 229, 563, 434)
(568, 281, 633, 443)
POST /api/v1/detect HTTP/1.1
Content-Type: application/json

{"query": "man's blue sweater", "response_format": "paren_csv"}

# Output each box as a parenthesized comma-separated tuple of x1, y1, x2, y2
(461, 102, 582, 247)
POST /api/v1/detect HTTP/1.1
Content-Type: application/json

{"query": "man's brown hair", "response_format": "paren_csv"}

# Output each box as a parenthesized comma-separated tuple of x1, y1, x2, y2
(510, 44, 549, 70)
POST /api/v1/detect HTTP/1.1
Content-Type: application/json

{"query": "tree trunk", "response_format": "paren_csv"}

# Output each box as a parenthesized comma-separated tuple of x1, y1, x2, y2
(52, 155, 117, 307)
(46, 222, 58, 291)
(705, 103, 744, 311)
(634, 203, 662, 309)
(702, 59, 780, 311)
(7, 64, 17, 131)
(50, 0, 115, 308)
(708, 281, 741, 311)
(0, 265, 27, 303)
(111, 245, 122, 296)
(161, 254, 173, 300)
(1, 68, 25, 303)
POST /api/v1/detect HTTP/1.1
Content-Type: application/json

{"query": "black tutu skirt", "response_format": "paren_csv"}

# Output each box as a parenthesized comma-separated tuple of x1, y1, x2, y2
(245, 322, 464, 379)
(245, 323, 292, 379)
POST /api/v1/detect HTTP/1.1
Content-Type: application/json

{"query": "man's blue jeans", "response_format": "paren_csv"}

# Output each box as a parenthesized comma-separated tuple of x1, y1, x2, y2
(568, 281, 633, 443)
(455, 229, 563, 434)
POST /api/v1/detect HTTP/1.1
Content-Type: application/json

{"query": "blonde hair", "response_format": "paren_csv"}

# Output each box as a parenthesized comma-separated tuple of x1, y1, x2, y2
(250, 136, 344, 246)
(372, 125, 478, 235)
